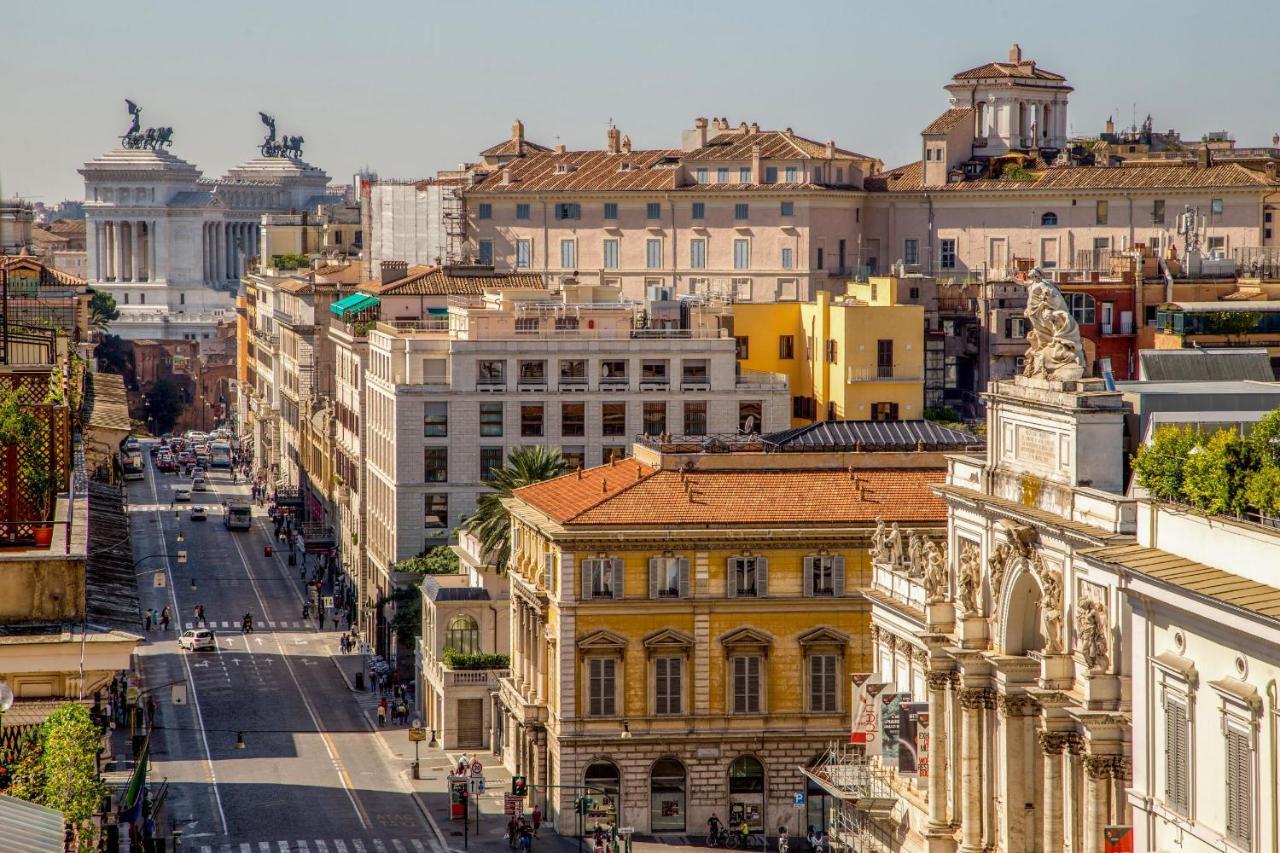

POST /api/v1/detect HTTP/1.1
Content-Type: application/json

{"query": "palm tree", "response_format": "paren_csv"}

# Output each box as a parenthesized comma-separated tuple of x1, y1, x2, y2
(465, 445, 566, 572)
(88, 290, 119, 332)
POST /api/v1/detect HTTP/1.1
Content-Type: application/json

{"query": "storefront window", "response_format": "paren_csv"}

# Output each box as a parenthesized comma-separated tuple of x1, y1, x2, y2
(650, 758, 686, 833)
(728, 755, 766, 831)
(584, 760, 621, 830)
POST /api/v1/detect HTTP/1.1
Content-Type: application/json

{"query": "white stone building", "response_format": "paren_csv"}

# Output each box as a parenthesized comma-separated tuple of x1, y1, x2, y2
(80, 143, 334, 341)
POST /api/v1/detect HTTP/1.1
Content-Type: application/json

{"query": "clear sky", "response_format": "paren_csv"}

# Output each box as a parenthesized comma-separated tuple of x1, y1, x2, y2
(4, 0, 1278, 203)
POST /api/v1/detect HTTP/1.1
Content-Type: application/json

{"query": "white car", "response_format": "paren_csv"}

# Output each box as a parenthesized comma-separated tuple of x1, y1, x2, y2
(192, 477, 209, 492)
(173, 487, 192, 502)
(190, 506, 208, 521)
(178, 628, 216, 651)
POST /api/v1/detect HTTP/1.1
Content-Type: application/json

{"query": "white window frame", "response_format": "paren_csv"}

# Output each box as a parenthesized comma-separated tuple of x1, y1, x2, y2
(726, 556, 767, 598)
(690, 238, 707, 270)
(733, 239, 751, 270)
(581, 557, 623, 600)
(560, 238, 576, 269)
(515, 238, 531, 269)
(648, 556, 690, 599)
(646, 238, 663, 270)
(587, 656, 618, 717)
(602, 239, 619, 270)
(803, 555, 845, 597)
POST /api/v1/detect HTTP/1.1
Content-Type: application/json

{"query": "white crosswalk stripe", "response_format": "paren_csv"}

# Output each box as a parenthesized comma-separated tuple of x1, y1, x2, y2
(315, 842, 330, 853)
(241, 845, 253, 853)
(390, 841, 407, 852)
(296, 843, 311, 853)
(258, 844, 272, 853)
(334, 842, 349, 853)
(351, 842, 367, 853)
(410, 842, 427, 853)
(371, 841, 388, 853)
(278, 843, 290, 853)
(198, 846, 212, 853)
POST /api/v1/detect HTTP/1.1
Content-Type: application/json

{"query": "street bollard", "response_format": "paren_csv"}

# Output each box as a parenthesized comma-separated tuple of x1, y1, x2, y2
(412, 760, 420, 780)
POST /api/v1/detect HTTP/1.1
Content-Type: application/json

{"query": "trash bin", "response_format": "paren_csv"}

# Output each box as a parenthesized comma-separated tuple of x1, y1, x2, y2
(354, 672, 364, 690)
(264, 545, 273, 556)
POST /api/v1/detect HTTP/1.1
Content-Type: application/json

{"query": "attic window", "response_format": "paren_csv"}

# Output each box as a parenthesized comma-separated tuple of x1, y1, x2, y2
(618, 162, 631, 172)
(555, 162, 575, 174)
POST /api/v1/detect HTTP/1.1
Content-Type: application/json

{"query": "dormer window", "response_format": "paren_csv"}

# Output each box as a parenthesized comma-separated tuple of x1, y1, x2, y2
(1041, 212, 1058, 226)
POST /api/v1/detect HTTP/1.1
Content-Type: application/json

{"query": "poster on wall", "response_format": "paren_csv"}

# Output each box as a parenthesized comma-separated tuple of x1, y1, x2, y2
(879, 692, 904, 764)
(897, 702, 929, 777)
(855, 680, 889, 749)
(849, 675, 882, 745)
(916, 709, 931, 778)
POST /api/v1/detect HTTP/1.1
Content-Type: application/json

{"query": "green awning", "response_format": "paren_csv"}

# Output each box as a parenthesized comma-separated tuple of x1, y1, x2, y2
(330, 293, 380, 318)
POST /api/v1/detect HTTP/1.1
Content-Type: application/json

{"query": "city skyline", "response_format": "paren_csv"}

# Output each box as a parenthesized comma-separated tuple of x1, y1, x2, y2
(4, 0, 1279, 202)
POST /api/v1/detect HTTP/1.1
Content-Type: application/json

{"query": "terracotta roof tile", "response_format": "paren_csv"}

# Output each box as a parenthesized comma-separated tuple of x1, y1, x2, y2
(516, 464, 947, 527)
(361, 265, 547, 296)
(952, 60, 1067, 82)
(923, 108, 975, 135)
(468, 149, 685, 193)
(0, 255, 85, 286)
(479, 137, 552, 158)
(865, 160, 1278, 193)
(682, 130, 875, 162)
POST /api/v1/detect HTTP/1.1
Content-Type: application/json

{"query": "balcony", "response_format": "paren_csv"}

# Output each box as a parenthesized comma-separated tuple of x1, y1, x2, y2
(387, 317, 450, 333)
(424, 657, 509, 691)
(1101, 320, 1135, 336)
(300, 523, 336, 552)
(847, 366, 921, 383)
(736, 368, 788, 391)
(273, 487, 302, 508)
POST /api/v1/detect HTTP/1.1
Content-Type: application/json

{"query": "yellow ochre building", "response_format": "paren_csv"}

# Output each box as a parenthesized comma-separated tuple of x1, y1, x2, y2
(495, 432, 950, 836)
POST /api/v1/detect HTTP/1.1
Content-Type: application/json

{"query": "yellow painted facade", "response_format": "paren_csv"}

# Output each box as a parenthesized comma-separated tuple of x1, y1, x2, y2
(734, 286, 925, 426)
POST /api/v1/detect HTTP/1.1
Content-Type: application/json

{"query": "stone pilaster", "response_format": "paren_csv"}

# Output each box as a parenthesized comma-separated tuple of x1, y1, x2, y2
(1038, 731, 1070, 852)
(957, 687, 992, 853)
(926, 670, 956, 852)
(1083, 753, 1114, 853)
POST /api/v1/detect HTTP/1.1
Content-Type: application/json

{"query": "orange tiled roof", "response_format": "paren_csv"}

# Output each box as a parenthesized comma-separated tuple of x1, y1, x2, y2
(682, 130, 875, 162)
(479, 137, 552, 158)
(952, 60, 1067, 82)
(361, 266, 546, 296)
(468, 148, 685, 193)
(866, 160, 1278, 193)
(0, 254, 85, 286)
(515, 464, 947, 527)
(923, 108, 975, 135)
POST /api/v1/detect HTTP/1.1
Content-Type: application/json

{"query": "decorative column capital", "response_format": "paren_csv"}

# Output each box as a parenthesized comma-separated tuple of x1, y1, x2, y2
(927, 670, 954, 692)
(1084, 753, 1116, 781)
(997, 693, 1039, 718)
(1038, 730, 1070, 755)
(869, 625, 881, 645)
(1066, 731, 1086, 755)
(958, 686, 994, 710)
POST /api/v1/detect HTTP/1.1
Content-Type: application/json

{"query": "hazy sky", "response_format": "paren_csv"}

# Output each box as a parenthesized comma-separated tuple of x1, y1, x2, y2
(5, 0, 1279, 203)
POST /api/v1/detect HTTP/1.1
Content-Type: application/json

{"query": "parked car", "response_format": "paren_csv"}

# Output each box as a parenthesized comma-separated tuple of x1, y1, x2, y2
(178, 628, 216, 651)
(173, 487, 192, 502)
(190, 506, 208, 521)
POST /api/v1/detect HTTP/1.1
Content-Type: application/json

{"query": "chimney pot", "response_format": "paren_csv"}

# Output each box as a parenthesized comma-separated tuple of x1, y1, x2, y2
(695, 117, 708, 129)
(826, 140, 836, 158)
(555, 143, 566, 155)
(749, 122, 760, 134)
(512, 119, 524, 142)
(621, 135, 631, 154)
(501, 168, 512, 186)
(607, 126, 621, 154)
(1009, 43, 1022, 63)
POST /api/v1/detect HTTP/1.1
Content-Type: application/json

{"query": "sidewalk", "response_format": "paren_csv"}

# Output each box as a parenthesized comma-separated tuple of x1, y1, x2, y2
(333, 653, 582, 853)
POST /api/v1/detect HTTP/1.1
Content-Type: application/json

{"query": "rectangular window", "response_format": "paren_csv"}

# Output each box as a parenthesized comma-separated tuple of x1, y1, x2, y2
(643, 402, 666, 436)
(560, 239, 576, 269)
(1096, 200, 1108, 225)
(683, 401, 706, 435)
(781, 201, 794, 217)
(877, 339, 894, 378)
(601, 445, 626, 465)
(785, 166, 798, 183)
(588, 657, 616, 716)
(477, 240, 494, 265)
(1226, 726, 1253, 848)
(518, 359, 546, 382)
(734, 336, 749, 359)
(559, 358, 586, 385)
(423, 402, 448, 437)
(646, 202, 661, 220)
(764, 166, 778, 184)
(728, 556, 765, 596)
(582, 558, 620, 600)
(778, 335, 795, 359)
(561, 402, 585, 437)
(732, 655, 762, 714)
(601, 402, 626, 436)
(424, 494, 448, 528)
(477, 203, 492, 220)
(641, 360, 668, 382)
(717, 168, 729, 183)
(1212, 198, 1224, 215)
(940, 238, 957, 269)
(600, 359, 627, 384)
(733, 239, 750, 270)
(562, 446, 585, 470)
(424, 447, 448, 482)
(1164, 696, 1190, 817)
(515, 203, 530, 220)
(870, 402, 899, 421)
(681, 359, 708, 384)
(646, 239, 663, 269)
(809, 654, 838, 712)
(603, 202, 618, 220)
(695, 168, 708, 184)
(1152, 199, 1165, 225)
(480, 447, 504, 482)
(655, 656, 682, 715)
(691, 202, 705, 220)
(478, 360, 505, 386)
(602, 239, 619, 270)
(515, 317, 540, 335)
(781, 247, 793, 269)
(805, 555, 843, 596)
(515, 239, 531, 268)
(690, 238, 707, 269)
(521, 404, 544, 437)
(734, 203, 749, 221)
(904, 239, 919, 265)
(555, 203, 580, 220)
(739, 167, 751, 183)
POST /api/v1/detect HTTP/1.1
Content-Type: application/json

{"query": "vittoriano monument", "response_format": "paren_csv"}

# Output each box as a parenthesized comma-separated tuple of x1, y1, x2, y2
(119, 100, 173, 151)
(258, 112, 304, 159)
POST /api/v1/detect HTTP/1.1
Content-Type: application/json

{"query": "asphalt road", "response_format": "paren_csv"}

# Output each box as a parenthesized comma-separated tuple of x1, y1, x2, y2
(128, 444, 442, 853)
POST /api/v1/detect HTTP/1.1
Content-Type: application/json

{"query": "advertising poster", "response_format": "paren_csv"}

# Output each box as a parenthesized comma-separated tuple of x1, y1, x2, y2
(897, 702, 929, 777)
(858, 681, 889, 749)
(879, 692, 904, 764)
(849, 675, 880, 744)
(917, 708, 931, 779)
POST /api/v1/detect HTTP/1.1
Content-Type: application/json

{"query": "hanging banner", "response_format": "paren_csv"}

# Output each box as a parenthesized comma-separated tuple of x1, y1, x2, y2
(898, 702, 929, 777)
(917, 708, 931, 779)
(853, 679, 889, 747)
(849, 674, 878, 744)
(879, 692, 904, 764)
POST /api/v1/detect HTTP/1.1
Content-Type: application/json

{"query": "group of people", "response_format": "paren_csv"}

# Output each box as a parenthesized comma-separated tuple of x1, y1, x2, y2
(375, 695, 413, 726)
(506, 810, 541, 851)
(142, 606, 171, 632)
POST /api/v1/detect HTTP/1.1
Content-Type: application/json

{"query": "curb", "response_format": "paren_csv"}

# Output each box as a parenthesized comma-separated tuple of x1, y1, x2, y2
(331, 654, 359, 692)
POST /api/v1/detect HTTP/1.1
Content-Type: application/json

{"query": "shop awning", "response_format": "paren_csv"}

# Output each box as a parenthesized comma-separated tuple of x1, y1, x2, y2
(330, 293, 380, 318)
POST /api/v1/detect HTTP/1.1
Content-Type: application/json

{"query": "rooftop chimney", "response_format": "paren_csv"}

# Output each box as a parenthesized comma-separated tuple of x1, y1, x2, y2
(750, 143, 762, 184)
(826, 140, 836, 158)
(749, 122, 760, 134)
(380, 260, 408, 285)
(682, 117, 709, 151)
(607, 126, 621, 154)
(512, 119, 525, 143)
(555, 143, 566, 155)
(621, 135, 631, 154)
(1273, 132, 1279, 146)
(1009, 43, 1022, 63)
(1198, 144, 1212, 168)
(501, 168, 512, 186)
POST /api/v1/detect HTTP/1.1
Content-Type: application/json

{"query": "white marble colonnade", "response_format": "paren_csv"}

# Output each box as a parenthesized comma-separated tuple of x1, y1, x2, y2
(203, 221, 260, 284)
(95, 218, 158, 282)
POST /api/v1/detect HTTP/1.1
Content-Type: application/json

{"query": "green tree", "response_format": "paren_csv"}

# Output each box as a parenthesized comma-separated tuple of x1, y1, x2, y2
(463, 446, 566, 572)
(1248, 408, 1280, 467)
(1132, 425, 1205, 502)
(88, 290, 119, 331)
(1181, 428, 1252, 517)
(1245, 465, 1280, 517)
(6, 704, 106, 851)
(145, 378, 186, 434)
(273, 253, 309, 271)
(1206, 311, 1262, 341)
(396, 544, 460, 575)
(378, 586, 421, 649)
(95, 335, 136, 387)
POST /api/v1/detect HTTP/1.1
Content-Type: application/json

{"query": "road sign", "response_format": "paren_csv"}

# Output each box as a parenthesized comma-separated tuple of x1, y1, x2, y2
(792, 792, 806, 808)
(153, 571, 167, 588)
(323, 596, 334, 610)
(408, 727, 427, 742)
(504, 794, 522, 815)
(470, 759, 484, 775)
(469, 776, 485, 795)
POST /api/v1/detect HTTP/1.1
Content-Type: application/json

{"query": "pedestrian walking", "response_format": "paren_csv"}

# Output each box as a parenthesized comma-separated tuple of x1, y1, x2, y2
(532, 807, 543, 837)
(507, 817, 520, 850)
(377, 698, 387, 727)
(145, 694, 157, 725)
(143, 608, 153, 631)
(160, 606, 171, 631)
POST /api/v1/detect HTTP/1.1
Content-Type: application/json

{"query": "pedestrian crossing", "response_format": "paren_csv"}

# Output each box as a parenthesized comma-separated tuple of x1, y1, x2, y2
(197, 839, 436, 853)
(185, 620, 323, 630)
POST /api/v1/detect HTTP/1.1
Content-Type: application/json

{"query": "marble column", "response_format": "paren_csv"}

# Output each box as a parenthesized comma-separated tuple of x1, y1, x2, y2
(1083, 754, 1113, 853)
(132, 220, 143, 282)
(514, 602, 526, 690)
(958, 687, 990, 852)
(149, 220, 158, 282)
(1038, 731, 1069, 852)
(112, 221, 125, 282)
(926, 671, 952, 832)
(93, 222, 104, 281)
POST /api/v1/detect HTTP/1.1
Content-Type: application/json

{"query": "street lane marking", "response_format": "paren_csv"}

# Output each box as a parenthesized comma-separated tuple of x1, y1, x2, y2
(410, 842, 426, 853)
(258, 845, 271, 853)
(297, 843, 310, 853)
(241, 844, 252, 853)
(391, 842, 407, 852)
(371, 841, 388, 853)
(277, 844, 289, 853)
(351, 843, 366, 853)
(334, 842, 349, 853)
(315, 843, 329, 853)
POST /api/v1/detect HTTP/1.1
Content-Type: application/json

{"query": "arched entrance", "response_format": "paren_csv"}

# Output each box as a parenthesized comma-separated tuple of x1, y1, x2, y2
(728, 755, 766, 832)
(584, 759, 621, 830)
(1002, 569, 1045, 655)
(650, 758, 687, 833)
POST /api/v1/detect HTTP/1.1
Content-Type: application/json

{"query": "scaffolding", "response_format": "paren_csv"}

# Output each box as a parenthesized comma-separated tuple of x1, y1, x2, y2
(441, 185, 466, 265)
(803, 743, 902, 853)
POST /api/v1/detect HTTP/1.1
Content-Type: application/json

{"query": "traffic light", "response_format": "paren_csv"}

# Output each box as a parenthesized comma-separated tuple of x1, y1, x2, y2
(512, 775, 527, 797)
(575, 796, 594, 815)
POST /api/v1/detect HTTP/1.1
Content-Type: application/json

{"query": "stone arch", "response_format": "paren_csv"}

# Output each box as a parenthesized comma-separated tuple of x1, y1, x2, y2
(998, 561, 1045, 656)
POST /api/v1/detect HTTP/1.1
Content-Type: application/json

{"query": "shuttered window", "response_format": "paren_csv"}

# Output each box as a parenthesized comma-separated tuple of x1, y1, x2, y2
(1226, 726, 1253, 848)
(727, 557, 768, 598)
(803, 556, 845, 597)
(809, 654, 838, 712)
(648, 557, 690, 599)
(655, 656, 682, 715)
(732, 655, 762, 714)
(588, 658, 616, 716)
(1164, 697, 1190, 816)
(581, 558, 623, 600)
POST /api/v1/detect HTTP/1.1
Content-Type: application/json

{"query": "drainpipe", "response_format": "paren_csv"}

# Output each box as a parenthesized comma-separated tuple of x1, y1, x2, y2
(926, 194, 935, 275)
(1268, 679, 1278, 853)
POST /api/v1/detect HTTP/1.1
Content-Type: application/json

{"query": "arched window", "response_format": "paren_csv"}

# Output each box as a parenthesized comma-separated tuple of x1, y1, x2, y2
(650, 758, 687, 832)
(585, 760, 621, 827)
(1069, 292, 1097, 325)
(727, 755, 766, 831)
(1041, 212, 1058, 227)
(444, 614, 480, 655)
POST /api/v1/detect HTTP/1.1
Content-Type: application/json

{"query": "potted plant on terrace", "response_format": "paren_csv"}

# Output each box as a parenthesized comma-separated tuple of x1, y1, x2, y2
(25, 462, 59, 546)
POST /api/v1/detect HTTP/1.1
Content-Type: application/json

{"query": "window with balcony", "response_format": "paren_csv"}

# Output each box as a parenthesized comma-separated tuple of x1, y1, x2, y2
(581, 558, 622, 600)
(727, 556, 767, 597)
(804, 555, 844, 596)
(603, 203, 618, 220)
(515, 318, 540, 335)
(423, 402, 448, 437)
(877, 339, 894, 378)
(480, 446, 504, 481)
(602, 239, 619, 270)
(561, 402, 585, 437)
(602, 402, 626, 436)
(559, 359, 587, 386)
(739, 400, 761, 434)
(424, 447, 448, 482)
(683, 401, 706, 436)
(445, 614, 480, 654)
(779, 335, 794, 359)
(649, 556, 689, 598)
(424, 494, 448, 528)
(521, 404, 544, 437)
(643, 402, 666, 436)
(681, 359, 708, 385)
(516, 203, 530, 220)
(641, 360, 669, 383)
(690, 239, 706, 269)
(478, 360, 505, 386)
(518, 360, 546, 382)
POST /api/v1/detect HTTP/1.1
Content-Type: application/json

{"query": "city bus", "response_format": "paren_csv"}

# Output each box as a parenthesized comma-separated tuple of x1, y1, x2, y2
(224, 501, 252, 530)
(209, 440, 232, 469)
(121, 450, 145, 481)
